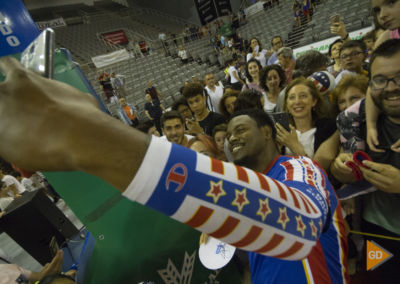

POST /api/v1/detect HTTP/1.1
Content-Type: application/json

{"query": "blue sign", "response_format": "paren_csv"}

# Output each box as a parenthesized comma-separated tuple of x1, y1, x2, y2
(0, 0, 40, 57)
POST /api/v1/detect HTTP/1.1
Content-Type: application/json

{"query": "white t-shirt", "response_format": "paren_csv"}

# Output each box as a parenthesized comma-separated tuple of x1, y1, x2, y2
(205, 82, 224, 113)
(262, 93, 277, 113)
(2, 175, 26, 194)
(247, 49, 268, 67)
(228, 66, 239, 83)
(178, 50, 188, 60)
(285, 128, 317, 158)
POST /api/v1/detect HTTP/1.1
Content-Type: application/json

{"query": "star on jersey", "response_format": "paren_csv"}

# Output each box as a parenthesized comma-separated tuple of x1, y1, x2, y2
(309, 220, 318, 238)
(231, 188, 250, 213)
(256, 197, 272, 222)
(295, 215, 306, 237)
(277, 207, 290, 230)
(318, 219, 323, 231)
(206, 180, 226, 204)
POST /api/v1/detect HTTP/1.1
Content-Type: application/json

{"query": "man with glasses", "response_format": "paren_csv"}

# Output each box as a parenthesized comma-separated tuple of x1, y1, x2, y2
(267, 36, 284, 65)
(332, 39, 400, 283)
(335, 40, 368, 85)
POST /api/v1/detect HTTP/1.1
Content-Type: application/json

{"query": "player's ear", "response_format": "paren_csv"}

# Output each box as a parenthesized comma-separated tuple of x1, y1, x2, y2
(261, 125, 273, 141)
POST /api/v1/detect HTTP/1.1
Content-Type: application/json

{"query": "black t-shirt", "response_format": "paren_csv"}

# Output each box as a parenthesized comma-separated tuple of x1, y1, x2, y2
(314, 118, 337, 152)
(145, 100, 163, 119)
(199, 111, 226, 136)
(366, 115, 400, 168)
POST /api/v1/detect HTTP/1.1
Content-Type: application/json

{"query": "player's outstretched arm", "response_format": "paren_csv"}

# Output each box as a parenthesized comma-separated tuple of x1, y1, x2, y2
(0, 57, 149, 191)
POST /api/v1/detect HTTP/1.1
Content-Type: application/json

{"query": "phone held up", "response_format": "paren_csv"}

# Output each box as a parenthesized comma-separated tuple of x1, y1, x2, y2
(20, 28, 55, 79)
(270, 112, 291, 132)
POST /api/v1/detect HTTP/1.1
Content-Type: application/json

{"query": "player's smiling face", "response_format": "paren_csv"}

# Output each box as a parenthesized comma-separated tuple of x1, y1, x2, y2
(226, 115, 266, 167)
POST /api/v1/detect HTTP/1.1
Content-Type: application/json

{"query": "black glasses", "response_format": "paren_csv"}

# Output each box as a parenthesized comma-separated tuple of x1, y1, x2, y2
(370, 74, 400, 91)
(340, 51, 364, 60)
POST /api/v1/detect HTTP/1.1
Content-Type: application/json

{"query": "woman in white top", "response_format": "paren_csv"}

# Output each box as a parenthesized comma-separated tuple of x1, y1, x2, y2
(260, 64, 287, 113)
(276, 78, 337, 158)
(246, 37, 269, 67)
(242, 59, 277, 114)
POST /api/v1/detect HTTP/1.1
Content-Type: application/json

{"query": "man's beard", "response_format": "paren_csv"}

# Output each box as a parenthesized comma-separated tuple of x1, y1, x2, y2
(371, 90, 400, 119)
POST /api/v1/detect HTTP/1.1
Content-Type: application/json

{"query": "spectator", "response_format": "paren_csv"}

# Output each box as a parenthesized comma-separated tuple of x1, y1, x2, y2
(110, 72, 128, 98)
(332, 39, 400, 283)
(0, 169, 25, 195)
(234, 89, 265, 111)
(242, 59, 264, 94)
(260, 64, 287, 113)
(145, 81, 162, 102)
(0, 250, 67, 284)
(336, 40, 368, 84)
(0, 180, 20, 212)
(118, 98, 139, 127)
(363, 30, 377, 59)
(294, 50, 330, 78)
(97, 69, 113, 102)
(278, 78, 336, 158)
(369, 0, 400, 46)
(303, 0, 311, 22)
(327, 39, 343, 77)
(227, 59, 244, 91)
(219, 89, 240, 119)
(246, 37, 269, 67)
(144, 93, 165, 135)
(178, 45, 188, 65)
(292, 0, 302, 27)
(212, 123, 227, 153)
(172, 97, 193, 121)
(267, 36, 284, 65)
(277, 47, 296, 83)
(182, 83, 226, 136)
(204, 73, 224, 114)
(160, 111, 193, 146)
(188, 134, 226, 161)
(331, 74, 368, 113)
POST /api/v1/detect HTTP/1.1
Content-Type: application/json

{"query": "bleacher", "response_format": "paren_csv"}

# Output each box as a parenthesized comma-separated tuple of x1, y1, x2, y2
(39, 0, 373, 121)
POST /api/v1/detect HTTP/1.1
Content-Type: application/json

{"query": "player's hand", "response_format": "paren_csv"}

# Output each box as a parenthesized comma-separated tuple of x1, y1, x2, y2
(330, 153, 356, 183)
(0, 57, 101, 172)
(360, 161, 400, 193)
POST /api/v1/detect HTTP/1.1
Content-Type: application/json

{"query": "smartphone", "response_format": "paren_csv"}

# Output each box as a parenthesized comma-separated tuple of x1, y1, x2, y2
(20, 28, 55, 79)
(49, 236, 59, 257)
(271, 112, 291, 132)
(330, 14, 341, 24)
(254, 45, 259, 53)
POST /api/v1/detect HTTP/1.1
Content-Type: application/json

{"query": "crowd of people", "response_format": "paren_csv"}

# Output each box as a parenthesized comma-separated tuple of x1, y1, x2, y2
(1, 0, 400, 283)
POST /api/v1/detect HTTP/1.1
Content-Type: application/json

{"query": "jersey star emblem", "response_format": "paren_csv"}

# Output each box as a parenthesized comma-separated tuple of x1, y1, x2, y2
(309, 220, 318, 238)
(318, 219, 323, 231)
(256, 197, 272, 222)
(231, 188, 250, 212)
(206, 180, 226, 204)
(295, 215, 306, 237)
(277, 207, 290, 230)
